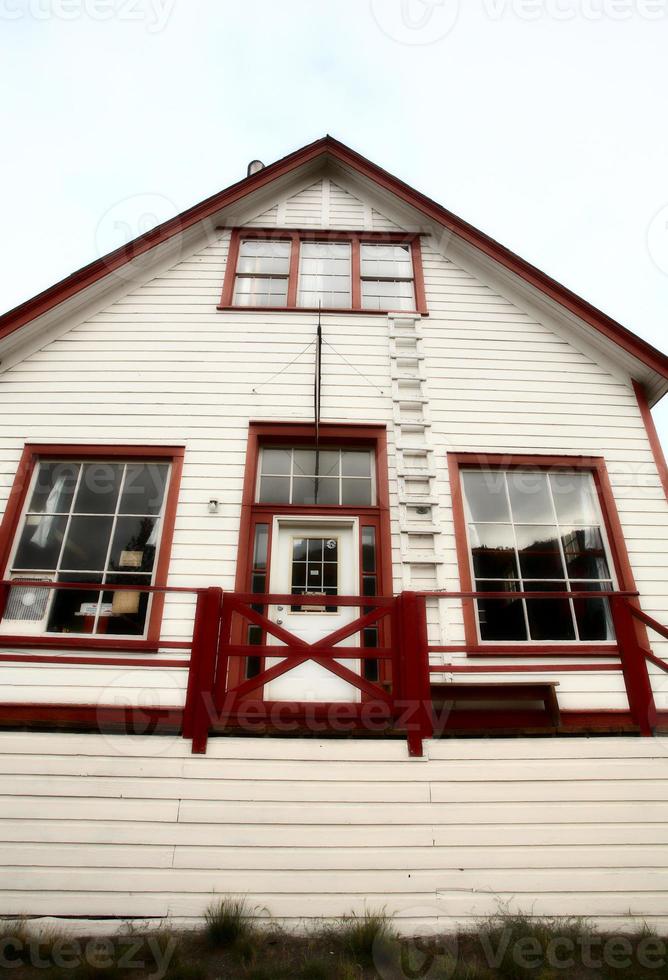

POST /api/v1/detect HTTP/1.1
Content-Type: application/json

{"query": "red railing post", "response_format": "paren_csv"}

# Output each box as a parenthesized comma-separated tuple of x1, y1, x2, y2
(610, 595, 656, 736)
(399, 591, 433, 757)
(183, 587, 223, 753)
(0, 582, 9, 623)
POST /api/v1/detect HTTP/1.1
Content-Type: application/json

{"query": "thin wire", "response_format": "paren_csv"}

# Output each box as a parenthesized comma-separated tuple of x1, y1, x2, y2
(314, 303, 322, 504)
(251, 339, 316, 392)
(322, 338, 385, 396)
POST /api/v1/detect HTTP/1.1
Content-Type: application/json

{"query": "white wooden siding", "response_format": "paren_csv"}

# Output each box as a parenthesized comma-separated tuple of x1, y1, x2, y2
(0, 732, 667, 932)
(0, 173, 666, 714)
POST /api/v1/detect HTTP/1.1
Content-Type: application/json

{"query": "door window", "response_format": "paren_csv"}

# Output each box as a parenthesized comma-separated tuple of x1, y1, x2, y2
(290, 536, 338, 612)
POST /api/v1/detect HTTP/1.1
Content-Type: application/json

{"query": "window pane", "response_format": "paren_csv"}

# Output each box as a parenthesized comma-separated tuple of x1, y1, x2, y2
(469, 524, 518, 579)
(507, 471, 554, 524)
(237, 239, 291, 275)
(47, 574, 102, 634)
(293, 450, 339, 478)
(292, 476, 339, 506)
(515, 526, 566, 579)
(360, 243, 413, 278)
(342, 479, 373, 506)
(258, 476, 290, 504)
(342, 451, 371, 478)
(28, 462, 80, 514)
(74, 463, 124, 515)
(233, 276, 288, 307)
(119, 463, 168, 515)
(475, 580, 527, 641)
(561, 527, 611, 580)
(13, 515, 68, 570)
(108, 516, 158, 573)
(361, 279, 415, 309)
(261, 448, 292, 475)
(298, 242, 351, 307)
(462, 471, 510, 523)
(101, 574, 152, 636)
(572, 582, 615, 641)
(307, 538, 323, 561)
(525, 582, 575, 641)
(60, 515, 114, 571)
(253, 525, 269, 571)
(550, 472, 599, 524)
(362, 526, 376, 573)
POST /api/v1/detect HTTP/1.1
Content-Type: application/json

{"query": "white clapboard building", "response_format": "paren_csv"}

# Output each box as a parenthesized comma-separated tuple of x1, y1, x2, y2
(0, 137, 667, 932)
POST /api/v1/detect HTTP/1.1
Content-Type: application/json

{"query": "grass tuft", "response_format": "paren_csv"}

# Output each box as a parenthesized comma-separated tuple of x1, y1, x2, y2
(204, 897, 256, 950)
(327, 908, 397, 966)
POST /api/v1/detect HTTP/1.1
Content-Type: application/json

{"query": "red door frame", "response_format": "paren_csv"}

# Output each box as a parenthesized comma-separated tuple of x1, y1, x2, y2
(230, 422, 393, 692)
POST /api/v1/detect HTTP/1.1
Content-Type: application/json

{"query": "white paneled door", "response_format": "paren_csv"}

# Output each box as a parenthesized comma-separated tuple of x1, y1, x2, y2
(264, 516, 361, 702)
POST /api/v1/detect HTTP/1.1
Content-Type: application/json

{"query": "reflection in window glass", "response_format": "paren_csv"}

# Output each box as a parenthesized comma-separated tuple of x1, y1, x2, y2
(257, 447, 374, 506)
(298, 242, 352, 308)
(3, 460, 170, 637)
(233, 240, 291, 308)
(290, 537, 338, 612)
(360, 244, 415, 311)
(461, 468, 615, 643)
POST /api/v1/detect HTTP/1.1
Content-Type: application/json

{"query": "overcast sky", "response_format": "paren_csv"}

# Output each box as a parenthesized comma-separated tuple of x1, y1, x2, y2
(1, 0, 667, 443)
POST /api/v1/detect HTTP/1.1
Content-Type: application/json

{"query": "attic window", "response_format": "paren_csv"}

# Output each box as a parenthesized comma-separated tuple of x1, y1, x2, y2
(233, 239, 291, 307)
(219, 229, 427, 314)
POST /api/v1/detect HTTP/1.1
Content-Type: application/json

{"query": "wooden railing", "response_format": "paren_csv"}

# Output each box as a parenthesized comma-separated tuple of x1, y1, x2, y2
(418, 589, 664, 737)
(182, 591, 433, 756)
(0, 581, 666, 753)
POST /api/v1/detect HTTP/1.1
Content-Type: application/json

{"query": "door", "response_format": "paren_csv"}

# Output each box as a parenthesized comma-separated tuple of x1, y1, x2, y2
(264, 516, 360, 702)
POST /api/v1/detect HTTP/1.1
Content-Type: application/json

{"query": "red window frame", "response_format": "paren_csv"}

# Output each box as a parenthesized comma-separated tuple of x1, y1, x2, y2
(447, 452, 639, 656)
(0, 444, 184, 652)
(218, 228, 428, 315)
(230, 421, 393, 691)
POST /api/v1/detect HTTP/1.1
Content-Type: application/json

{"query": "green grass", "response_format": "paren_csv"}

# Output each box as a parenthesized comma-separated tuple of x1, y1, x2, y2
(3, 907, 668, 979)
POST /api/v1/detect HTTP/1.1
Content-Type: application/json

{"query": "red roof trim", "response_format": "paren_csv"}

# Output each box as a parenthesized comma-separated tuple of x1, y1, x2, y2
(1, 135, 667, 381)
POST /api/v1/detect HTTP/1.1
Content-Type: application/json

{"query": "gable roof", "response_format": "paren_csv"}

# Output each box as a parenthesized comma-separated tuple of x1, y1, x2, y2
(2, 135, 667, 400)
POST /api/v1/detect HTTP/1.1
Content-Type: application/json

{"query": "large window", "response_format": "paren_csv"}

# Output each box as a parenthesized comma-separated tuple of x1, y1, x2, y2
(460, 467, 617, 644)
(257, 447, 375, 507)
(0, 449, 181, 642)
(220, 229, 427, 314)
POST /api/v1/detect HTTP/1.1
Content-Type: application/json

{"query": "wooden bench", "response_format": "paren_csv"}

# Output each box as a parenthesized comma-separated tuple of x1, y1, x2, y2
(429, 681, 561, 731)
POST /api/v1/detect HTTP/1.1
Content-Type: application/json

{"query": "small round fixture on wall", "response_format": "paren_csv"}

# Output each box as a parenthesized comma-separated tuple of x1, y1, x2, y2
(208, 499, 219, 514)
